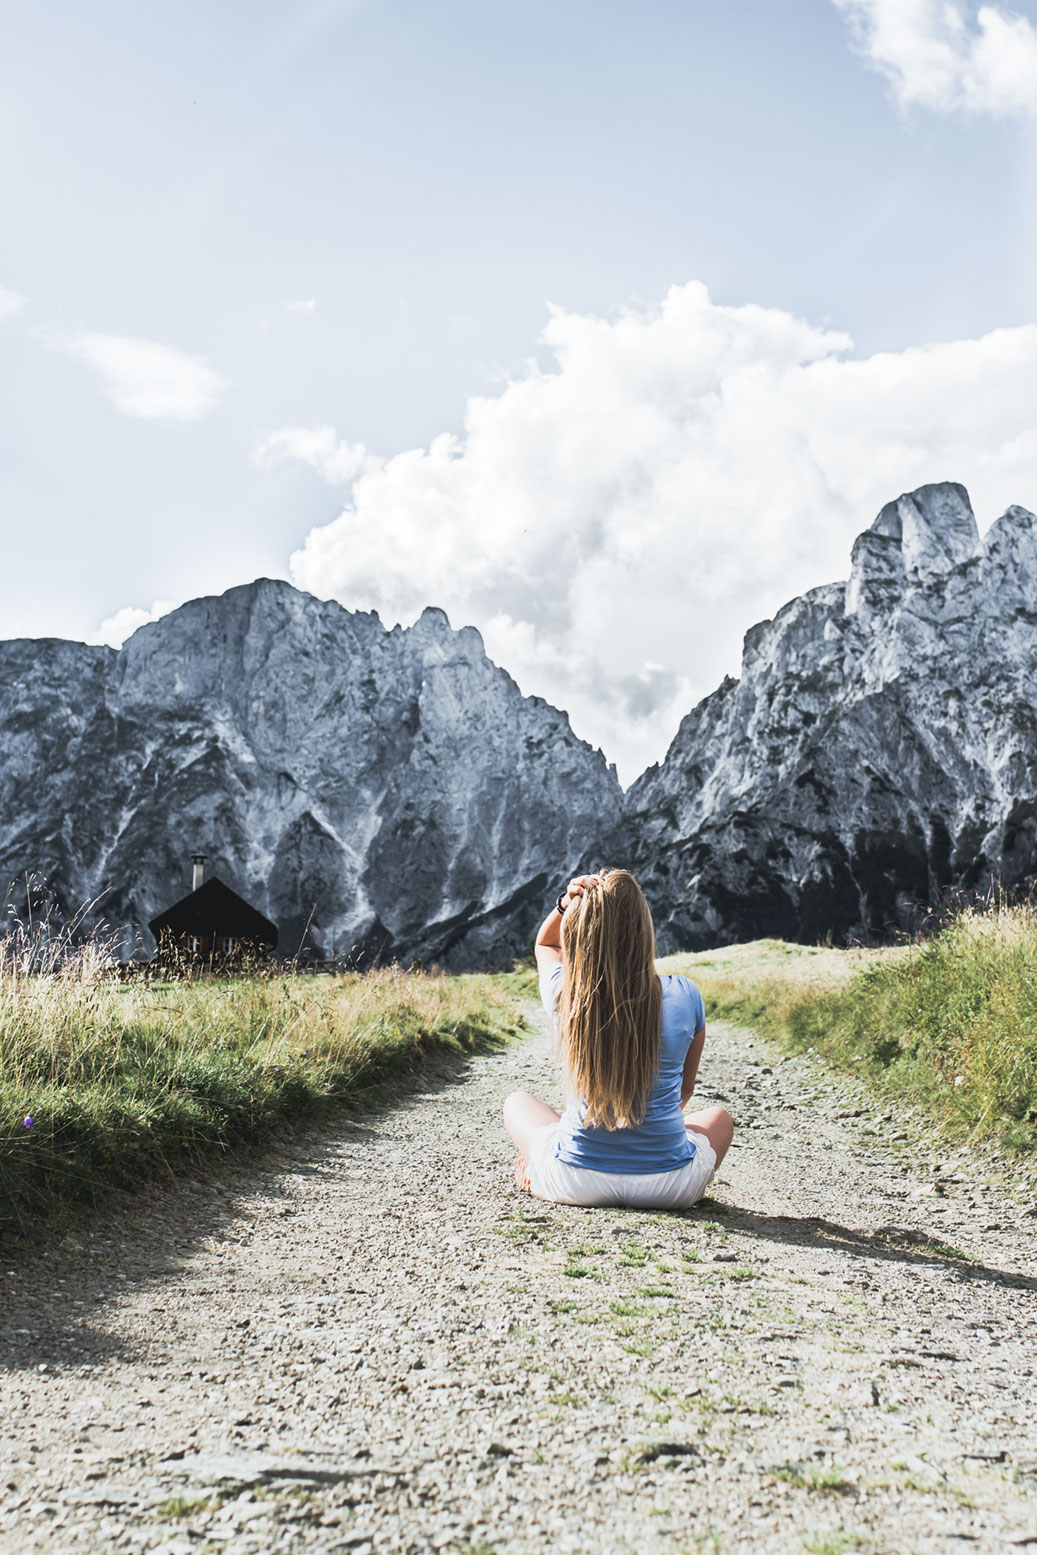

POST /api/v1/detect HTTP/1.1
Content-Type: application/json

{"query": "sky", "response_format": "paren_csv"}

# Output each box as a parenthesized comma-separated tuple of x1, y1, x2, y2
(3, 0, 1037, 782)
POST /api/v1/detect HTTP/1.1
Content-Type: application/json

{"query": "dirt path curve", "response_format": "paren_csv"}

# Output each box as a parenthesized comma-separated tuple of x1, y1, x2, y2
(2, 1008, 1037, 1555)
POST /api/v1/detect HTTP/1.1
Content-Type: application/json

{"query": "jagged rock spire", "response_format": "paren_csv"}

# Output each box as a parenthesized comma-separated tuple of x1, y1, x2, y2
(846, 481, 980, 618)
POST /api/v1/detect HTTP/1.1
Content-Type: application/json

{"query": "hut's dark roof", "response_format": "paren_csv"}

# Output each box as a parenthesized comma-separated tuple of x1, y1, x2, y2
(149, 877, 278, 947)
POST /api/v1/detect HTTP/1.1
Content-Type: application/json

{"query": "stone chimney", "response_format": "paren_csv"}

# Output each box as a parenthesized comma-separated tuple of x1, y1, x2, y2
(191, 853, 206, 892)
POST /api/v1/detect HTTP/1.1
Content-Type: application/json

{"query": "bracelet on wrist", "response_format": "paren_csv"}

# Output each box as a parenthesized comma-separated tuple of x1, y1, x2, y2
(556, 891, 569, 915)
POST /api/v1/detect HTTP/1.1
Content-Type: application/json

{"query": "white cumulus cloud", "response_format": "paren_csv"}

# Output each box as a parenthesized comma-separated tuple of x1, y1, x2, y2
(0, 285, 25, 320)
(277, 281, 1037, 784)
(91, 600, 178, 648)
(286, 298, 317, 313)
(255, 424, 378, 486)
(833, 0, 1037, 116)
(58, 331, 228, 419)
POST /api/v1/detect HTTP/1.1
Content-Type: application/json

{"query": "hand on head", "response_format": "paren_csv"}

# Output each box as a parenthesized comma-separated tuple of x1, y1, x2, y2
(565, 874, 603, 903)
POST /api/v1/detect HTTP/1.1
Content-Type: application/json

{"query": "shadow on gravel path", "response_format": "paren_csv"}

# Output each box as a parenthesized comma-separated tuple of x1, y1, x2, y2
(704, 1205, 1037, 1293)
(0, 1034, 517, 1375)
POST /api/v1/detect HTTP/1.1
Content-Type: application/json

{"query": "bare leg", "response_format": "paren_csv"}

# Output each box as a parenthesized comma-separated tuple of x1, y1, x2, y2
(502, 1091, 561, 1192)
(683, 1104, 734, 1169)
(502, 1090, 561, 1156)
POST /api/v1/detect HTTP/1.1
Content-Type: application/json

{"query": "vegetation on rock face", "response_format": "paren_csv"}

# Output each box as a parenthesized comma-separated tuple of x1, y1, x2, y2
(663, 907, 1037, 1153)
(0, 947, 528, 1230)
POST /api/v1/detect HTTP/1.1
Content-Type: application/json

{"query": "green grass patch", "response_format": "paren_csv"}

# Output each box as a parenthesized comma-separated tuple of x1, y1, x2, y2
(663, 909, 1037, 1155)
(547, 1297, 578, 1314)
(915, 1237, 977, 1263)
(772, 1465, 855, 1494)
(1, 961, 527, 1231)
(562, 1258, 595, 1279)
(617, 1242, 651, 1266)
(154, 1494, 218, 1521)
(801, 1534, 864, 1554)
(610, 1297, 652, 1317)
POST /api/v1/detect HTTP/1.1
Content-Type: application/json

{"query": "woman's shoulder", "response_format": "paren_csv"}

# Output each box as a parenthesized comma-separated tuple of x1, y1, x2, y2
(661, 971, 702, 998)
(661, 973, 706, 1027)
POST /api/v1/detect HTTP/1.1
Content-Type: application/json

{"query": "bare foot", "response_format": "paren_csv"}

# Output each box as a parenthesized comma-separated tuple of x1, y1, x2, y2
(515, 1154, 532, 1193)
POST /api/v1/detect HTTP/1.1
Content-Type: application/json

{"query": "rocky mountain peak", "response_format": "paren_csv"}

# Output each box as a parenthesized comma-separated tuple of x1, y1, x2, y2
(0, 582, 621, 968)
(882, 481, 978, 578)
(980, 503, 1037, 606)
(408, 605, 488, 663)
(622, 480, 1037, 951)
(845, 481, 979, 618)
(413, 605, 451, 632)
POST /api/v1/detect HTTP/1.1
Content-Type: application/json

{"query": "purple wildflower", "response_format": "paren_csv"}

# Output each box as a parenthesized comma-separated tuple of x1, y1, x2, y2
(23, 1115, 33, 1128)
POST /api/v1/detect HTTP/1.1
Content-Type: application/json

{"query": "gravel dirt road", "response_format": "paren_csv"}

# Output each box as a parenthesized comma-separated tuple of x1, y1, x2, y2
(2, 1006, 1036, 1554)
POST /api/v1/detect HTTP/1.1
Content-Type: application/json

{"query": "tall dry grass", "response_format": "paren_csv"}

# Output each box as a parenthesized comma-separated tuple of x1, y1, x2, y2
(0, 943, 527, 1231)
(664, 910, 1037, 1153)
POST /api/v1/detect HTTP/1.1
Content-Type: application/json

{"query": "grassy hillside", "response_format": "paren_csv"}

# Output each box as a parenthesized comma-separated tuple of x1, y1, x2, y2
(0, 960, 528, 1232)
(662, 909, 1037, 1154)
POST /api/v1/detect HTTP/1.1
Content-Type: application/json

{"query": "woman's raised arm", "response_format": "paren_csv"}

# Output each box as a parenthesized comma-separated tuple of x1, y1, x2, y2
(533, 874, 601, 971)
(534, 904, 563, 971)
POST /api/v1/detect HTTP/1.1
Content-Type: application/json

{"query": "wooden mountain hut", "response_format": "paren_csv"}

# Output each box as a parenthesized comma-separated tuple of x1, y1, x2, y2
(149, 856, 278, 963)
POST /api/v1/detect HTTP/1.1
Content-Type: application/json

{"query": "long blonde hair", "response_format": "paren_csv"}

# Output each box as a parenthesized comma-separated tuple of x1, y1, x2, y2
(558, 869, 661, 1129)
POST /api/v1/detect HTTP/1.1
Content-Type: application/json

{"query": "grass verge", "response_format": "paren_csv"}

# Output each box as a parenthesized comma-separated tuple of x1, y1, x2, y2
(0, 963, 529, 1231)
(661, 909, 1037, 1154)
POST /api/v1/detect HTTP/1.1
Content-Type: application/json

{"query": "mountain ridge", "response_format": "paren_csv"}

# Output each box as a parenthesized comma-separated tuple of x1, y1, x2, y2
(0, 578, 621, 968)
(3, 481, 1037, 963)
(620, 482, 1037, 950)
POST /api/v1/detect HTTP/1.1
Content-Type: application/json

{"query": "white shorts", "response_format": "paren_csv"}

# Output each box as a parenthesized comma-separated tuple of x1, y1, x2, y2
(526, 1124, 717, 1209)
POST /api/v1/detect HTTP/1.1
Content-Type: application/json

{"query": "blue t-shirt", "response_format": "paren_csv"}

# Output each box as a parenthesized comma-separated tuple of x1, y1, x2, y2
(539, 963, 706, 1175)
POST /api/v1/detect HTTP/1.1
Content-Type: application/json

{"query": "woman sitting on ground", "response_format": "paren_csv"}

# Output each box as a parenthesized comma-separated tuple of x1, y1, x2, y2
(502, 869, 733, 1209)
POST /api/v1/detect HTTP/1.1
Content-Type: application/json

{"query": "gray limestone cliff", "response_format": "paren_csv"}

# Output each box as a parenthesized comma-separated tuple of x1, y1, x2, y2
(620, 482, 1037, 949)
(6, 481, 1036, 964)
(0, 581, 622, 968)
